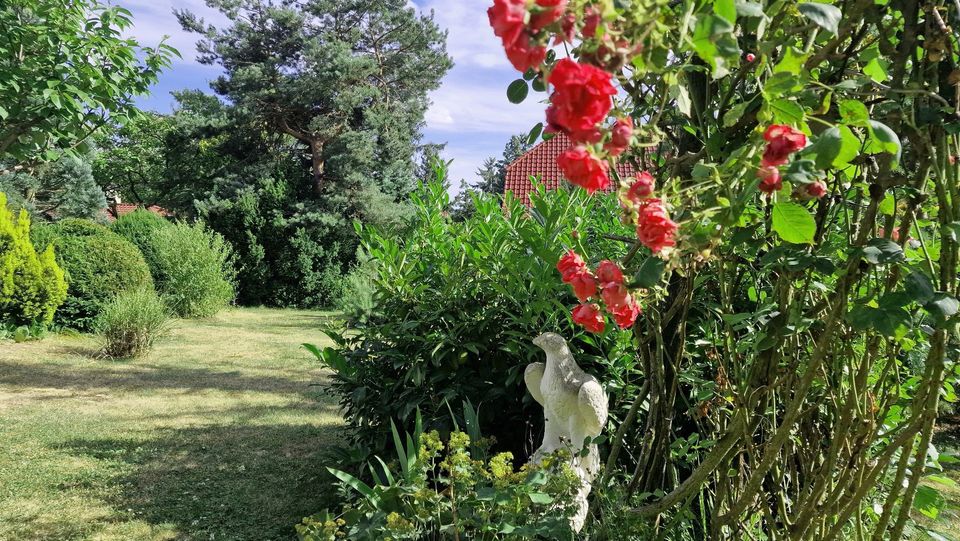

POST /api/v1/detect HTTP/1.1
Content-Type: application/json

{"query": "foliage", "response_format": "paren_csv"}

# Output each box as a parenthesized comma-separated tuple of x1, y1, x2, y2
(176, 0, 451, 195)
(149, 222, 235, 318)
(307, 163, 636, 460)
(95, 287, 171, 358)
(481, 0, 960, 538)
(110, 208, 171, 278)
(337, 257, 377, 327)
(297, 414, 579, 540)
(0, 192, 66, 324)
(0, 153, 107, 220)
(0, 0, 176, 165)
(452, 134, 532, 220)
(32, 218, 152, 330)
(93, 112, 175, 205)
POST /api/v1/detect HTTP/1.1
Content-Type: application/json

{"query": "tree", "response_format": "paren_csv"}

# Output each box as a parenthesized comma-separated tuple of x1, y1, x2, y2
(176, 0, 452, 196)
(475, 134, 531, 195)
(0, 0, 177, 166)
(0, 154, 107, 221)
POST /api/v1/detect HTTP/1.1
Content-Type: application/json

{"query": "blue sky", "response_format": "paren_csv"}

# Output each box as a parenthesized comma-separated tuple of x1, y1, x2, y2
(121, 0, 546, 188)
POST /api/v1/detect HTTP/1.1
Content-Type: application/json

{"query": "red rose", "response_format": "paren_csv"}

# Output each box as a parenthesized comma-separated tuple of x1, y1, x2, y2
(601, 281, 630, 308)
(569, 271, 598, 302)
(756, 165, 782, 194)
(529, 0, 566, 30)
(557, 249, 588, 282)
(745, 53, 756, 63)
(554, 12, 576, 44)
(546, 106, 601, 143)
(761, 124, 806, 167)
(624, 171, 655, 207)
(546, 58, 616, 143)
(610, 296, 641, 329)
(572, 302, 605, 333)
(487, 0, 527, 42)
(503, 32, 547, 72)
(558, 146, 610, 194)
(805, 180, 827, 199)
(636, 199, 677, 253)
(604, 117, 633, 157)
(582, 6, 601, 38)
(596, 259, 624, 285)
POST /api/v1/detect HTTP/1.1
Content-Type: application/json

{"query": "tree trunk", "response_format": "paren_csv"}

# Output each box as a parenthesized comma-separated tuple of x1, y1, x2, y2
(309, 139, 325, 194)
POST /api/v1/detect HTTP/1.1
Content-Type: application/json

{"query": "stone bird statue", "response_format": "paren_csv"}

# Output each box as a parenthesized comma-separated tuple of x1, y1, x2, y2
(526, 332, 609, 531)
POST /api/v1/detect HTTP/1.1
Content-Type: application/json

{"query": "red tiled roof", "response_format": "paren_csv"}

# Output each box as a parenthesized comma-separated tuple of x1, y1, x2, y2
(503, 133, 637, 206)
(105, 203, 171, 222)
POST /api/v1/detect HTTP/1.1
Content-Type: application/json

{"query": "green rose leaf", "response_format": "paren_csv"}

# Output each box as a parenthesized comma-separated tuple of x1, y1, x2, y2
(529, 492, 554, 504)
(866, 120, 902, 164)
(925, 293, 960, 326)
(772, 202, 816, 244)
(798, 2, 842, 35)
(507, 79, 528, 104)
(631, 257, 667, 289)
(813, 126, 860, 169)
(527, 122, 543, 145)
(861, 238, 904, 265)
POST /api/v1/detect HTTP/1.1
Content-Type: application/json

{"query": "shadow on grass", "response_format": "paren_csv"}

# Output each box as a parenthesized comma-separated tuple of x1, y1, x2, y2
(55, 422, 344, 540)
(0, 361, 326, 397)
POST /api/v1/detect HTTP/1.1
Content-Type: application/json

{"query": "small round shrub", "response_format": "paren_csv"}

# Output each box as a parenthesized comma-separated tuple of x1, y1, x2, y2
(32, 218, 153, 330)
(95, 288, 171, 358)
(111, 209, 171, 276)
(150, 222, 235, 317)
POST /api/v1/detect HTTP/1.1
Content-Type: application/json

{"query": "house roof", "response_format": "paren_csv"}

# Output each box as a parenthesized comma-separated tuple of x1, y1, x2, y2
(503, 133, 637, 205)
(104, 203, 171, 222)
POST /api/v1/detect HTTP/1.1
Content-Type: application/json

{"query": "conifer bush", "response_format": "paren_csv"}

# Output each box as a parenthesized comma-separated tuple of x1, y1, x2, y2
(0, 192, 67, 325)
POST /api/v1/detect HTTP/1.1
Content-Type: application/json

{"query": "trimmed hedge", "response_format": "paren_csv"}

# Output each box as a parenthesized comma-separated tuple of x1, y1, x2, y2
(32, 218, 153, 330)
(110, 208, 170, 277)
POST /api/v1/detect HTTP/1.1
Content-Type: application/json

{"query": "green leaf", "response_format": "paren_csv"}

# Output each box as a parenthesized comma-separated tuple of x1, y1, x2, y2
(527, 122, 543, 145)
(327, 467, 379, 506)
(905, 272, 936, 303)
(768, 98, 804, 124)
(723, 101, 750, 127)
(914, 485, 946, 519)
(0, 105, 7, 120)
(798, 2, 842, 35)
(863, 58, 888, 82)
(839, 100, 870, 126)
(878, 194, 895, 216)
(925, 293, 959, 325)
(507, 79, 528, 104)
(735, 0, 765, 17)
(848, 303, 911, 337)
(772, 202, 816, 244)
(813, 126, 860, 169)
(714, 0, 737, 23)
(690, 15, 739, 79)
(631, 257, 666, 288)
(861, 238, 904, 265)
(773, 47, 808, 75)
(529, 492, 554, 504)
(866, 120, 902, 163)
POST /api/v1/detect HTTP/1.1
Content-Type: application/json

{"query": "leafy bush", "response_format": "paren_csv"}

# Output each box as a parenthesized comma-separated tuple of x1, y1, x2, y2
(297, 415, 580, 540)
(310, 173, 636, 460)
(149, 221, 235, 317)
(110, 208, 171, 276)
(95, 288, 171, 358)
(0, 192, 68, 325)
(31, 218, 153, 330)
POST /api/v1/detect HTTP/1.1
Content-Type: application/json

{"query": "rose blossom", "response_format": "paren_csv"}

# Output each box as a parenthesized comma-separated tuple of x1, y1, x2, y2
(624, 171, 655, 206)
(558, 146, 610, 193)
(572, 302, 605, 333)
(601, 282, 630, 308)
(761, 124, 807, 167)
(805, 180, 828, 199)
(554, 12, 576, 44)
(604, 117, 634, 157)
(557, 249, 588, 282)
(546, 58, 617, 142)
(487, 0, 526, 40)
(529, 0, 566, 30)
(636, 199, 677, 253)
(756, 165, 782, 194)
(610, 296, 641, 329)
(582, 6, 600, 38)
(502, 33, 547, 72)
(569, 271, 598, 302)
(596, 259, 624, 285)
(745, 53, 756, 63)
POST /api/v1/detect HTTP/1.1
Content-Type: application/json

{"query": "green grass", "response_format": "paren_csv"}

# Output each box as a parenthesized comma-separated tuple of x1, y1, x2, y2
(0, 307, 344, 541)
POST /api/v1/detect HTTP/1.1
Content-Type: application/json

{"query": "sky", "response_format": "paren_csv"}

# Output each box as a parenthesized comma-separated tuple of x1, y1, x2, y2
(121, 0, 547, 188)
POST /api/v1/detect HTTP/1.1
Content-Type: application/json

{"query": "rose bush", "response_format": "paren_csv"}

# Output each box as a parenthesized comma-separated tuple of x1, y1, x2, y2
(489, 0, 960, 539)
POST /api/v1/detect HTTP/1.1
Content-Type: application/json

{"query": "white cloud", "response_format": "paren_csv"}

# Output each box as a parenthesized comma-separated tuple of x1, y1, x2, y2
(116, 0, 228, 65)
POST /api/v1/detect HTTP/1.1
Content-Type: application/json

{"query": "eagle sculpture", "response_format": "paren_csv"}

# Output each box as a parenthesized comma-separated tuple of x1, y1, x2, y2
(527, 332, 609, 531)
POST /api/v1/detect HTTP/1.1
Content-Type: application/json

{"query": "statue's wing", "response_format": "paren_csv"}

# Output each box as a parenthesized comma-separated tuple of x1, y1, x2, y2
(577, 379, 609, 435)
(524, 362, 545, 405)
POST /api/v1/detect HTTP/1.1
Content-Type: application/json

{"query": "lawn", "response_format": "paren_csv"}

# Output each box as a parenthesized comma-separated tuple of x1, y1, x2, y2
(0, 307, 343, 541)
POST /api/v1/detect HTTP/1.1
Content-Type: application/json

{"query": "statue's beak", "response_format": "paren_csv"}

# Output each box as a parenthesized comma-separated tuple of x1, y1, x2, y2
(532, 333, 547, 348)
